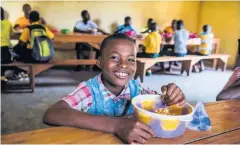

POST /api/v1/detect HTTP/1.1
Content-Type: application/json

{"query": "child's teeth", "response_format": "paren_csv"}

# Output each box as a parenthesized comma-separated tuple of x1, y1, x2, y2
(115, 72, 128, 77)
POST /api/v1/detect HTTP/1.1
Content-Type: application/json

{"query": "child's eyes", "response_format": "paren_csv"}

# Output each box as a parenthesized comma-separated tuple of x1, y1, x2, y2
(110, 56, 119, 61)
(128, 58, 136, 62)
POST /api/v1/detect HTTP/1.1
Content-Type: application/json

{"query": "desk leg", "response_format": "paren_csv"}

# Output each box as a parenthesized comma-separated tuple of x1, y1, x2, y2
(29, 66, 35, 93)
(89, 48, 96, 71)
(216, 57, 228, 71)
(181, 60, 192, 76)
(135, 61, 146, 83)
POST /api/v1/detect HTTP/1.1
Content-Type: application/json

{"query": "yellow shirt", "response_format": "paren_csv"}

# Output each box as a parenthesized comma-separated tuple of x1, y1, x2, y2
(20, 22, 54, 49)
(164, 26, 174, 34)
(1, 19, 13, 47)
(143, 31, 161, 54)
(15, 16, 30, 29)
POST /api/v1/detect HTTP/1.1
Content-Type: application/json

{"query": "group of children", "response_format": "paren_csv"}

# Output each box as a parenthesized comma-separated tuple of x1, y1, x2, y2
(1, 5, 54, 82)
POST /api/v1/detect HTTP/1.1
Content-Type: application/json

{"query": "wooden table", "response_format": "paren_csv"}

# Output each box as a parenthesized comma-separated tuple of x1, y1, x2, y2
(2, 100, 240, 144)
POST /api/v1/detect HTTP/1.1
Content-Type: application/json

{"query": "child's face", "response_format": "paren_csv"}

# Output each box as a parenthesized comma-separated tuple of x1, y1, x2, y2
(23, 5, 31, 14)
(100, 39, 136, 87)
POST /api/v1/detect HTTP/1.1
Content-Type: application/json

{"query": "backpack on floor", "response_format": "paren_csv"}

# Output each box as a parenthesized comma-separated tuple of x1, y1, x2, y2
(28, 25, 54, 62)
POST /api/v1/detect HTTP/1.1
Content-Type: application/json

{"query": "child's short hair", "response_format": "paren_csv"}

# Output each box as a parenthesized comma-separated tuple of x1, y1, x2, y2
(23, 4, 31, 10)
(203, 25, 208, 32)
(81, 10, 88, 17)
(1, 7, 4, 20)
(125, 16, 131, 22)
(100, 33, 135, 56)
(172, 19, 177, 26)
(29, 11, 40, 23)
(177, 20, 184, 30)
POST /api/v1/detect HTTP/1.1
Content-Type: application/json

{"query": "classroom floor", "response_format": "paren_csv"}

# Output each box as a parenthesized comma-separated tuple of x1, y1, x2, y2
(1, 66, 233, 135)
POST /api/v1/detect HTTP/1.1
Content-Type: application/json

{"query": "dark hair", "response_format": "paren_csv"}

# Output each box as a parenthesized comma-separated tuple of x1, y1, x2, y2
(149, 22, 157, 31)
(148, 18, 153, 23)
(100, 33, 135, 56)
(29, 11, 40, 22)
(81, 10, 88, 17)
(177, 20, 184, 30)
(203, 25, 208, 32)
(125, 16, 131, 22)
(23, 4, 31, 9)
(172, 19, 177, 25)
(1, 7, 4, 20)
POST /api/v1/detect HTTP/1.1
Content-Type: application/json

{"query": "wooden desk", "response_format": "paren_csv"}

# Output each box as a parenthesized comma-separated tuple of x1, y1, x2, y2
(2, 100, 240, 144)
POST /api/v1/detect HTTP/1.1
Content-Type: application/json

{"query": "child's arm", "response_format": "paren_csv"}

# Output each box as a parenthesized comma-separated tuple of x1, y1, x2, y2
(43, 100, 154, 144)
(97, 28, 110, 35)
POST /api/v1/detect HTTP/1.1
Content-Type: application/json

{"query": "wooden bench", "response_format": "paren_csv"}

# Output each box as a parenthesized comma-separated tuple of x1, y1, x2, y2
(135, 54, 230, 83)
(2, 59, 97, 92)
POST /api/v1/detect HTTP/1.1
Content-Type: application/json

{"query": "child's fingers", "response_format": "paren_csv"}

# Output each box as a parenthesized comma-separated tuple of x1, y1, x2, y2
(165, 87, 180, 102)
(135, 128, 152, 140)
(166, 92, 183, 106)
(178, 98, 186, 106)
(166, 83, 175, 96)
(136, 122, 155, 136)
(161, 85, 167, 95)
(133, 135, 147, 144)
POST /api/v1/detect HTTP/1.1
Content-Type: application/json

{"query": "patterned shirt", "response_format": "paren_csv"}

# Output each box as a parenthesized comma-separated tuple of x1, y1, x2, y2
(116, 24, 136, 34)
(199, 32, 214, 55)
(62, 74, 157, 115)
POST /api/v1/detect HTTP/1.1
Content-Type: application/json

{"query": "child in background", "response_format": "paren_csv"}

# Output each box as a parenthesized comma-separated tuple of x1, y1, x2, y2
(137, 22, 163, 74)
(166, 20, 189, 71)
(141, 18, 154, 35)
(115, 16, 136, 37)
(14, 11, 54, 63)
(197, 25, 214, 71)
(163, 19, 177, 42)
(1, 7, 13, 82)
(14, 4, 46, 30)
(43, 33, 186, 144)
(74, 10, 108, 71)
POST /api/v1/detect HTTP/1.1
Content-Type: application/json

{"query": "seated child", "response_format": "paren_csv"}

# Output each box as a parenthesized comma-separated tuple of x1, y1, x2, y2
(74, 10, 108, 71)
(216, 67, 240, 101)
(196, 25, 214, 71)
(14, 4, 46, 30)
(14, 11, 54, 63)
(166, 20, 189, 71)
(115, 16, 136, 37)
(163, 19, 177, 43)
(1, 7, 13, 82)
(137, 22, 163, 74)
(42, 33, 186, 144)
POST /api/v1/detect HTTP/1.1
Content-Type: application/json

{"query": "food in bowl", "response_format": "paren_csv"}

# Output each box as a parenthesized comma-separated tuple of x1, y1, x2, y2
(155, 108, 173, 115)
(132, 95, 194, 138)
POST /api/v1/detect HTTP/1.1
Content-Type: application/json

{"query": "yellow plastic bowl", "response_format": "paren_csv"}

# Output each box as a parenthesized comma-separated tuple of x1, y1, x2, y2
(132, 95, 194, 138)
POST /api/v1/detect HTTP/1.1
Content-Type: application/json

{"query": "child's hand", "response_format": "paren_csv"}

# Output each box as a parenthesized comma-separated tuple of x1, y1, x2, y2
(115, 118, 154, 144)
(161, 83, 186, 106)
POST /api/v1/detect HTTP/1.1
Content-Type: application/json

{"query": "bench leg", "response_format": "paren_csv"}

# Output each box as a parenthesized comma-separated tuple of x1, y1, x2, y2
(89, 48, 96, 71)
(216, 57, 228, 71)
(181, 60, 192, 76)
(135, 61, 146, 83)
(29, 66, 35, 93)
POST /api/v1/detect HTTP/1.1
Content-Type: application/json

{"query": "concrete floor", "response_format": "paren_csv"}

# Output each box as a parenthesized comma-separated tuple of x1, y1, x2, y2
(1, 67, 233, 135)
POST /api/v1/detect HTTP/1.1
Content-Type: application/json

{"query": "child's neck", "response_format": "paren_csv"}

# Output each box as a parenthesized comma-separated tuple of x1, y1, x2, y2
(101, 75, 124, 96)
